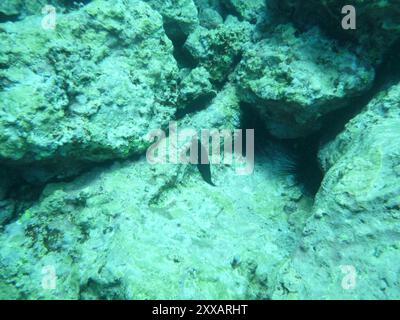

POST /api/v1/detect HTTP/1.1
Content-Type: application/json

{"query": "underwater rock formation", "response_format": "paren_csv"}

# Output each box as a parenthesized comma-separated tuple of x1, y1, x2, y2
(0, 0, 178, 165)
(234, 24, 375, 138)
(221, 0, 266, 23)
(0, 154, 310, 299)
(185, 15, 253, 84)
(274, 83, 400, 299)
(0, 0, 400, 301)
(0, 0, 88, 20)
(275, 0, 400, 64)
(144, 0, 199, 40)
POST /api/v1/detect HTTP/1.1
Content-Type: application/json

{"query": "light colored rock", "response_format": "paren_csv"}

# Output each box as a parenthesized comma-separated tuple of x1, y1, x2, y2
(0, 0, 179, 165)
(273, 83, 400, 299)
(222, 0, 266, 22)
(234, 24, 375, 138)
(0, 1, 65, 18)
(0, 151, 310, 299)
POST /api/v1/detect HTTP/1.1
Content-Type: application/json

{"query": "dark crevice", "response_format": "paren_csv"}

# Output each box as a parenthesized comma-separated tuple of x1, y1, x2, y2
(172, 45, 197, 69)
(240, 102, 323, 198)
(218, 2, 234, 21)
(0, 13, 19, 23)
(320, 36, 400, 146)
(238, 27, 400, 200)
(163, 21, 197, 69)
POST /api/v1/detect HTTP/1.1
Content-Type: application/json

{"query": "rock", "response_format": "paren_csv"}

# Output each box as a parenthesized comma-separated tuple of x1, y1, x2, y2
(144, 0, 199, 40)
(0, 147, 310, 299)
(234, 24, 375, 138)
(0, 0, 85, 20)
(194, 0, 224, 13)
(185, 16, 253, 84)
(185, 83, 241, 131)
(0, 1, 53, 18)
(221, 0, 266, 23)
(178, 66, 216, 110)
(273, 83, 400, 299)
(0, 0, 179, 166)
(273, 0, 400, 64)
(198, 8, 223, 29)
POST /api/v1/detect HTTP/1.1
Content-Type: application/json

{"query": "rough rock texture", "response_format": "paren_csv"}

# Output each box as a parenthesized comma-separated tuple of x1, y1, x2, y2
(0, 0, 86, 20)
(1, 0, 400, 301)
(0, 0, 178, 165)
(222, 0, 266, 23)
(185, 16, 253, 84)
(198, 7, 223, 29)
(178, 66, 216, 110)
(273, 83, 400, 299)
(234, 24, 375, 138)
(274, 0, 400, 64)
(181, 84, 241, 131)
(0, 154, 310, 299)
(144, 0, 199, 40)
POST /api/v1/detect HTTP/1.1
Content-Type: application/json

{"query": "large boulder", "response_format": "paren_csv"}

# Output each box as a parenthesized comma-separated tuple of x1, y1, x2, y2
(273, 83, 400, 299)
(272, 0, 400, 64)
(0, 0, 179, 166)
(0, 152, 310, 299)
(234, 24, 375, 138)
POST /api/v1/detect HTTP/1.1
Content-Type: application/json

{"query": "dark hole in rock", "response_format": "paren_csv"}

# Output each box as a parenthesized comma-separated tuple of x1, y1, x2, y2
(240, 102, 324, 198)
(163, 20, 197, 69)
(0, 13, 19, 23)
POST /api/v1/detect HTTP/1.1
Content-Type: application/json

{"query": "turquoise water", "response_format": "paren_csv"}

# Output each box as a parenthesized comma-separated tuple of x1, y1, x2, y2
(0, 0, 399, 300)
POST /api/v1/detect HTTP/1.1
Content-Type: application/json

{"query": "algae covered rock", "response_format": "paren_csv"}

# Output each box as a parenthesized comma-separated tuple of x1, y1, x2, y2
(273, 83, 400, 299)
(184, 83, 241, 131)
(0, 1, 55, 18)
(234, 24, 375, 138)
(0, 0, 178, 164)
(274, 0, 400, 64)
(0, 151, 310, 299)
(0, 0, 87, 20)
(185, 16, 253, 84)
(222, 0, 266, 22)
(144, 0, 199, 40)
(198, 7, 223, 29)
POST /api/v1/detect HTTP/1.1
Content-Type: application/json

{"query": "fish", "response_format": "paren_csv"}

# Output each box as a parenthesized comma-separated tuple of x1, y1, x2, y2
(196, 139, 216, 187)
